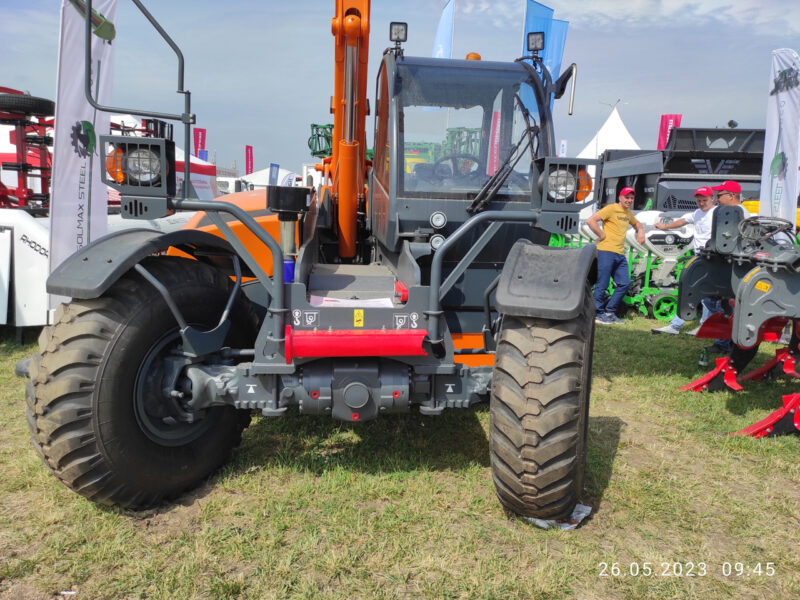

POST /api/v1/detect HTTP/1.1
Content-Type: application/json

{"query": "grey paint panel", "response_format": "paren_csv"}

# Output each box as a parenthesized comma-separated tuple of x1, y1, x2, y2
(47, 228, 236, 298)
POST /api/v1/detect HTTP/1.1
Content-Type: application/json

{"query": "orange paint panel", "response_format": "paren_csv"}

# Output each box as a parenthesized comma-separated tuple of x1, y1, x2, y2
(451, 333, 484, 349)
(454, 354, 495, 367)
(451, 333, 495, 366)
(166, 189, 296, 277)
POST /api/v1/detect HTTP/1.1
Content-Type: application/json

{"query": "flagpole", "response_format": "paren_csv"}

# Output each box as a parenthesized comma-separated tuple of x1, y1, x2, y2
(446, 0, 454, 131)
(451, 0, 456, 57)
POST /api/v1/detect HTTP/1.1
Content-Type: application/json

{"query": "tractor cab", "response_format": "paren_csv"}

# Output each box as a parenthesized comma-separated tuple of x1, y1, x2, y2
(391, 58, 543, 197)
(372, 53, 593, 256)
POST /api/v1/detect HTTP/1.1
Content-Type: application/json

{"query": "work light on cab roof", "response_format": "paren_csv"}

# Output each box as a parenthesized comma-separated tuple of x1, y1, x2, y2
(527, 31, 545, 54)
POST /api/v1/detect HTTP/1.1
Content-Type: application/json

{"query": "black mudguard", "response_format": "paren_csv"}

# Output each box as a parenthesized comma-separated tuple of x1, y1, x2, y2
(47, 228, 237, 299)
(676, 254, 734, 321)
(494, 239, 597, 320)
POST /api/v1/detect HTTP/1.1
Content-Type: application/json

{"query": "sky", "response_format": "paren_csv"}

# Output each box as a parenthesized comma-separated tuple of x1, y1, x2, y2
(2, 0, 800, 175)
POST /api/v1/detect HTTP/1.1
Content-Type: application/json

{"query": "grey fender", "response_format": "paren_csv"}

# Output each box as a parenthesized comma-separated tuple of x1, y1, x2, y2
(732, 267, 800, 348)
(47, 228, 238, 299)
(494, 240, 597, 320)
(676, 254, 734, 321)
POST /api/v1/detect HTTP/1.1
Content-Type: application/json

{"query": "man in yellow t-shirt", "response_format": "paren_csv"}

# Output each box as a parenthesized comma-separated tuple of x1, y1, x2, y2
(586, 187, 645, 324)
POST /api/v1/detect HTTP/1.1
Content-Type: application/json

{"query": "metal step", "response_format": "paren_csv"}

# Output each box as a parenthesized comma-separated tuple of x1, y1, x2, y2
(308, 263, 398, 300)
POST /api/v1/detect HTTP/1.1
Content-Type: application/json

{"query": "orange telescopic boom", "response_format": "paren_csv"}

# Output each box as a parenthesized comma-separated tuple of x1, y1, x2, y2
(324, 0, 370, 258)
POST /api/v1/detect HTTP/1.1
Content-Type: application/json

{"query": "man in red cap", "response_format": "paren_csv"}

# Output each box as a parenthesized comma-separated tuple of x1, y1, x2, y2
(651, 186, 716, 334)
(586, 186, 645, 324)
(712, 180, 745, 209)
(701, 180, 750, 354)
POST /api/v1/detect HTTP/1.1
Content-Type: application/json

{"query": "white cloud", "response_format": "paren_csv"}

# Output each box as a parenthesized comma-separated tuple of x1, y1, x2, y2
(455, 0, 800, 35)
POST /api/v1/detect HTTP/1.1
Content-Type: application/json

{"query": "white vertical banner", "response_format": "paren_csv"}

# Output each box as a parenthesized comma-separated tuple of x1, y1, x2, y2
(760, 48, 800, 226)
(49, 0, 117, 302)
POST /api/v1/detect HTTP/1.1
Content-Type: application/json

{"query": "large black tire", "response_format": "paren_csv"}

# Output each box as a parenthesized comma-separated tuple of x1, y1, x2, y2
(25, 257, 256, 509)
(0, 94, 55, 116)
(489, 291, 594, 519)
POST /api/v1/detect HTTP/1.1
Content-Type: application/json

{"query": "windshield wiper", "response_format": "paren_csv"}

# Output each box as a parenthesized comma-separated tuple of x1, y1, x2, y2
(466, 95, 537, 214)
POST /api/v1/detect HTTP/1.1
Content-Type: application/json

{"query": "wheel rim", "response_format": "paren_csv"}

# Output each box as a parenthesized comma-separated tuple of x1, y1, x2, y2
(652, 295, 677, 321)
(133, 329, 213, 446)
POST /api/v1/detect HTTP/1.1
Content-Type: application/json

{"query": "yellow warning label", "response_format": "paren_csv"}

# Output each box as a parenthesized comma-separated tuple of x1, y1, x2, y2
(755, 281, 771, 293)
(743, 268, 760, 283)
(354, 309, 364, 327)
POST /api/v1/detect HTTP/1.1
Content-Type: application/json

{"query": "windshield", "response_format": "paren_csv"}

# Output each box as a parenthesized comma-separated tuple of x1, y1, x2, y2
(396, 61, 540, 198)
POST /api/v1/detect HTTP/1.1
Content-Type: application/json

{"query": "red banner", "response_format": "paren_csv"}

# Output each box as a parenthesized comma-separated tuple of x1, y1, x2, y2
(656, 114, 682, 150)
(245, 145, 253, 175)
(487, 111, 502, 175)
(193, 127, 206, 157)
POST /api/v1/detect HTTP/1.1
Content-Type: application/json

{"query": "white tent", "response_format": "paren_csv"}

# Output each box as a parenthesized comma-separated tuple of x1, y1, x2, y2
(578, 107, 640, 159)
(575, 108, 641, 214)
(242, 166, 301, 188)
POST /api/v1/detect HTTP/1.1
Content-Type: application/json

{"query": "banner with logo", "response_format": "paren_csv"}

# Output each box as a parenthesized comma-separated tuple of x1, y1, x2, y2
(50, 0, 117, 291)
(245, 145, 254, 175)
(760, 48, 800, 226)
(656, 113, 682, 150)
(193, 127, 206, 157)
(432, 0, 454, 59)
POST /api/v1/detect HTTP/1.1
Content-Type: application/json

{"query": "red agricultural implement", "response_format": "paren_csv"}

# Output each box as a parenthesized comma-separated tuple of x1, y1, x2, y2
(0, 86, 54, 214)
(676, 210, 800, 438)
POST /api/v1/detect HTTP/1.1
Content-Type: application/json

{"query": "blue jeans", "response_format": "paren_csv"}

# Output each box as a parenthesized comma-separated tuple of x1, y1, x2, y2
(671, 298, 719, 330)
(701, 298, 731, 350)
(594, 250, 631, 315)
(670, 316, 686, 329)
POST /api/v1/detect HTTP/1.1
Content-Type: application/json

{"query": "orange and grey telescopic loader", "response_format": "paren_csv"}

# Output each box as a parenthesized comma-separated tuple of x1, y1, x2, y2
(21, 0, 599, 519)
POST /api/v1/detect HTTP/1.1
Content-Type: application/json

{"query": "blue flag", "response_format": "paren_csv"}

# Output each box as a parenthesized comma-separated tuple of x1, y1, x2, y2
(520, 1, 568, 113)
(432, 0, 454, 59)
(544, 19, 569, 86)
(269, 163, 280, 186)
(522, 0, 553, 52)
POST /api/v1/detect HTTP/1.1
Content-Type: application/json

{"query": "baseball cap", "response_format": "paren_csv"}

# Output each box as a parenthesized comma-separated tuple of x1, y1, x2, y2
(694, 186, 713, 197)
(619, 186, 635, 197)
(712, 180, 741, 194)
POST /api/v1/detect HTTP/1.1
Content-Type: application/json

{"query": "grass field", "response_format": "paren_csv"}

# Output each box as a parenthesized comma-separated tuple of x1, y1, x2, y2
(1, 317, 799, 600)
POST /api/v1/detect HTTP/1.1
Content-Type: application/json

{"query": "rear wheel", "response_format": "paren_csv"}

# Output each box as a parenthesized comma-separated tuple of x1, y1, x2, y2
(26, 257, 256, 509)
(489, 290, 593, 519)
(0, 94, 55, 116)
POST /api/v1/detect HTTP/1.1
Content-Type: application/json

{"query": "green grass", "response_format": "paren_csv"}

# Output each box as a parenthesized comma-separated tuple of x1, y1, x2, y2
(1, 318, 799, 599)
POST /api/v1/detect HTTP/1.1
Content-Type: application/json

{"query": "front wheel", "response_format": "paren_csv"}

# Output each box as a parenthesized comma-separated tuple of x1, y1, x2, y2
(650, 292, 678, 322)
(489, 291, 593, 519)
(25, 257, 256, 509)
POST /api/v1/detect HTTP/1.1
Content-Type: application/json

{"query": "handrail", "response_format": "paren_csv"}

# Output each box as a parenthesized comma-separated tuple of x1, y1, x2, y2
(172, 198, 286, 341)
(84, 0, 193, 197)
(426, 210, 539, 342)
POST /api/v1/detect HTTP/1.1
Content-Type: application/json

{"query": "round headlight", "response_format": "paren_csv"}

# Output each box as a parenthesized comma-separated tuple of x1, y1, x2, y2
(665, 234, 676, 245)
(547, 169, 576, 201)
(125, 148, 161, 185)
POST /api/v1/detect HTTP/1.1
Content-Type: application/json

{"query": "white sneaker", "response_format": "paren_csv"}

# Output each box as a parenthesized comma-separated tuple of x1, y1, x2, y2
(685, 326, 701, 336)
(651, 324, 680, 335)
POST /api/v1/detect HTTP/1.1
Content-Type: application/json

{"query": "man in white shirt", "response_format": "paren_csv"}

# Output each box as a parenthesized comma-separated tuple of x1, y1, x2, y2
(651, 186, 715, 335)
